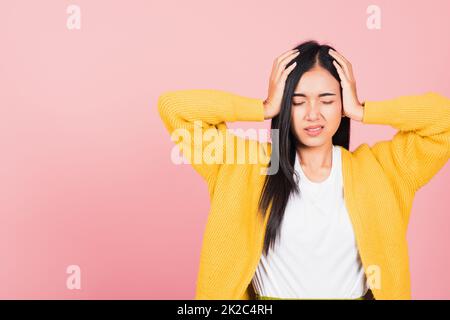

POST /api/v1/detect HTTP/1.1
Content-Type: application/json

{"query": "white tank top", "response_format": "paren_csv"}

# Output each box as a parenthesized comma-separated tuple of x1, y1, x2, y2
(252, 145, 369, 299)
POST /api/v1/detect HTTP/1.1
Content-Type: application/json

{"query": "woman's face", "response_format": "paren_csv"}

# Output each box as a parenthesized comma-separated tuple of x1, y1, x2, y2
(290, 65, 343, 148)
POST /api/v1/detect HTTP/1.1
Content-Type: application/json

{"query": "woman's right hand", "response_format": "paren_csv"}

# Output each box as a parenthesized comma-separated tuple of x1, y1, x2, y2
(263, 48, 300, 119)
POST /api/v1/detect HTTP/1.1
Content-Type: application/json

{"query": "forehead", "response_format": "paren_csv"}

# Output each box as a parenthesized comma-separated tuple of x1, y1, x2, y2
(294, 67, 339, 96)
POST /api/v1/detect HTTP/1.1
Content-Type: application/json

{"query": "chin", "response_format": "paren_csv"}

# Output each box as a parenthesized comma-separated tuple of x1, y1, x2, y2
(297, 132, 332, 147)
(298, 138, 324, 148)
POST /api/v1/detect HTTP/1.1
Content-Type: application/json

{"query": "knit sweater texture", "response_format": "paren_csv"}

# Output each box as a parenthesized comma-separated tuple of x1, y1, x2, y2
(157, 89, 450, 300)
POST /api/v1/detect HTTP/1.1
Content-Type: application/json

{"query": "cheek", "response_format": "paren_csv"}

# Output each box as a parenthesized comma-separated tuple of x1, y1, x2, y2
(322, 108, 342, 135)
(290, 109, 313, 139)
(290, 109, 303, 132)
(323, 106, 342, 122)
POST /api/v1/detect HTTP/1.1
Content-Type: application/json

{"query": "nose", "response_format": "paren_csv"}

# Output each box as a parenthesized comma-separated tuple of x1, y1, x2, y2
(305, 102, 322, 120)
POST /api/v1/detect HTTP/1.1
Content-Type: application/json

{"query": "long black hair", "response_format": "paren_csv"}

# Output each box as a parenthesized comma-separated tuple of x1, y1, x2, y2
(257, 40, 351, 256)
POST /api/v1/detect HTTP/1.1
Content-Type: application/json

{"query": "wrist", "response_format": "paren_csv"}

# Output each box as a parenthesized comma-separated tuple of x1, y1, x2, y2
(263, 99, 274, 119)
(353, 102, 364, 122)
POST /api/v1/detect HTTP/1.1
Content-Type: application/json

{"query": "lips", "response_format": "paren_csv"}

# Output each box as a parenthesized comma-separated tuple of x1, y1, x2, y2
(304, 125, 324, 136)
(304, 125, 324, 130)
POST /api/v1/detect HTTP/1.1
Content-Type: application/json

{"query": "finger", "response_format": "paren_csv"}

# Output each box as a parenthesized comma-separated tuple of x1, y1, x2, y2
(329, 48, 350, 66)
(329, 49, 352, 81)
(333, 60, 348, 83)
(274, 51, 300, 81)
(329, 50, 349, 76)
(279, 61, 297, 81)
(273, 49, 299, 73)
(272, 49, 298, 75)
(274, 49, 300, 67)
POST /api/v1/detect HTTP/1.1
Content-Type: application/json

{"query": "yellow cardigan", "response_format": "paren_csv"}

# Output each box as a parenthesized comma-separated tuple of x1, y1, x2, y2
(157, 89, 450, 300)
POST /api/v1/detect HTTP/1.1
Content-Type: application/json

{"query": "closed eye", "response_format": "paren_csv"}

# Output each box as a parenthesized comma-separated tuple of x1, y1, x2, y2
(293, 101, 334, 106)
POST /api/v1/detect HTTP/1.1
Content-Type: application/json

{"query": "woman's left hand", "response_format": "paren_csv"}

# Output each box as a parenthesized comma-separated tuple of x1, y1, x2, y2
(328, 48, 364, 122)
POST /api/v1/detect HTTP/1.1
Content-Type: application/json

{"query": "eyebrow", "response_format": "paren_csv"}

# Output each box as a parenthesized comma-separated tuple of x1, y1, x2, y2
(292, 93, 336, 97)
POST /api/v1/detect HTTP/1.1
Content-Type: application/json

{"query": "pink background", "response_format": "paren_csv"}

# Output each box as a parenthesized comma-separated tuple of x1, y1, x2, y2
(0, 0, 449, 299)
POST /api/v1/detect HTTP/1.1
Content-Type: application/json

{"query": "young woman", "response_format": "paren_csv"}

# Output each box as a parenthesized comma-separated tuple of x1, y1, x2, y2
(157, 40, 450, 300)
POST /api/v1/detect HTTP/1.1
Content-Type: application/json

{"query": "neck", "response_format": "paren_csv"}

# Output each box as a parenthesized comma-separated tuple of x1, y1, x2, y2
(296, 141, 333, 170)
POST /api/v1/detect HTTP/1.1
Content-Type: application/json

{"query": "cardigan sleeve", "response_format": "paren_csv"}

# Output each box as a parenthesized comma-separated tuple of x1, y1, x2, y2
(362, 91, 450, 194)
(157, 88, 266, 187)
